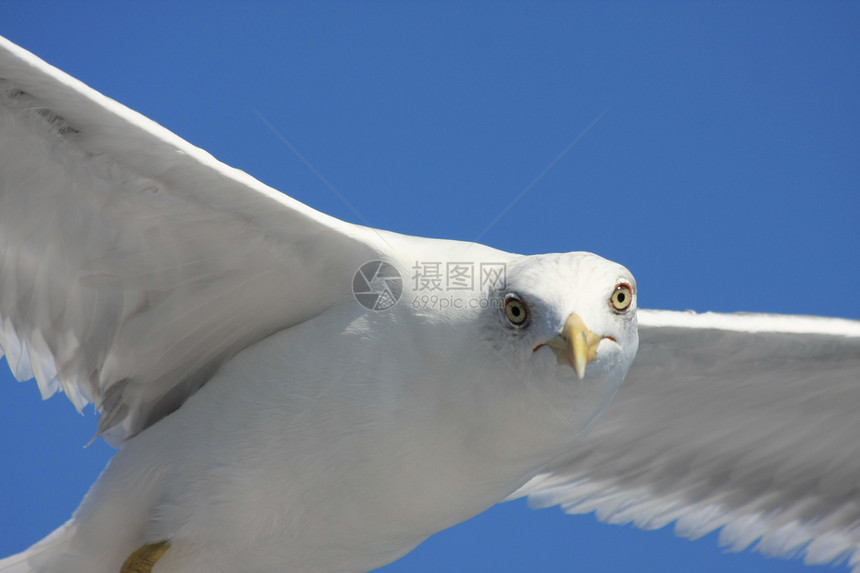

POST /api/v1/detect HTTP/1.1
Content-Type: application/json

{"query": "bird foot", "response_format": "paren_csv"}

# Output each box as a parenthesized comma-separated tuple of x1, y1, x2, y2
(120, 541, 171, 573)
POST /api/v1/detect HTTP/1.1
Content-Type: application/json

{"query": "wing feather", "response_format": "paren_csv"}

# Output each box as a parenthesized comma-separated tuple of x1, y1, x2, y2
(0, 36, 385, 444)
(514, 309, 860, 569)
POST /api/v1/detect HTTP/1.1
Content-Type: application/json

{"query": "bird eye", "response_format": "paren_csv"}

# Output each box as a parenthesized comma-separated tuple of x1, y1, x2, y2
(610, 283, 633, 312)
(504, 295, 529, 326)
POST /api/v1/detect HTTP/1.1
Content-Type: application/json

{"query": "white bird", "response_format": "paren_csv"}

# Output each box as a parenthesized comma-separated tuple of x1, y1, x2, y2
(0, 35, 859, 573)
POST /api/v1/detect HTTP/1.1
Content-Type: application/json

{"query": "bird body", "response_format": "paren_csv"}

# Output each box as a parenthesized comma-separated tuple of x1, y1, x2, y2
(6, 249, 636, 573)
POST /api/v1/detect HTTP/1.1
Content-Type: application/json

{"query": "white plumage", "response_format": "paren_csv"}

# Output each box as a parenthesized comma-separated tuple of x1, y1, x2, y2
(514, 310, 860, 568)
(1, 31, 859, 573)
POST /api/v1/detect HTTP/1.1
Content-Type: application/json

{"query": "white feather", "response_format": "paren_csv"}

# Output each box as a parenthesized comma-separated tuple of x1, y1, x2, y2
(514, 309, 860, 570)
(0, 35, 384, 443)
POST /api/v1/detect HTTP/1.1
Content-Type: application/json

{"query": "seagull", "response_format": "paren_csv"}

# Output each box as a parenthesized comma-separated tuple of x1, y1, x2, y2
(1, 35, 859, 573)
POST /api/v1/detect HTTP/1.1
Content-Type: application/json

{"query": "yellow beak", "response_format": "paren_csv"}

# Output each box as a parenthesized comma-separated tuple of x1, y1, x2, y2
(542, 313, 603, 380)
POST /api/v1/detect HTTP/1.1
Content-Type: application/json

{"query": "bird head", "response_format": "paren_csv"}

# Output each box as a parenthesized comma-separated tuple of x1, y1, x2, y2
(481, 251, 639, 430)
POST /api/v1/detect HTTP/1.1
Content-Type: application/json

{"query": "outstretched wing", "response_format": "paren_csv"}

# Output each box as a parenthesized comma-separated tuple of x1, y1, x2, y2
(514, 309, 860, 569)
(0, 36, 385, 444)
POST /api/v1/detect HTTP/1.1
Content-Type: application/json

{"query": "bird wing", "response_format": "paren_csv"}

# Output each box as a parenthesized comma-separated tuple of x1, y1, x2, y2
(513, 309, 860, 569)
(0, 36, 385, 444)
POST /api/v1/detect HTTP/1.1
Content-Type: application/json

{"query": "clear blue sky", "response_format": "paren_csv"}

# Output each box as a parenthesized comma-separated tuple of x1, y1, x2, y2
(1, 3, 858, 571)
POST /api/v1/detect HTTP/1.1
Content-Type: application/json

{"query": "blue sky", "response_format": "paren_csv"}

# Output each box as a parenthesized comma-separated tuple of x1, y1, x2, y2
(1, 2, 858, 571)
